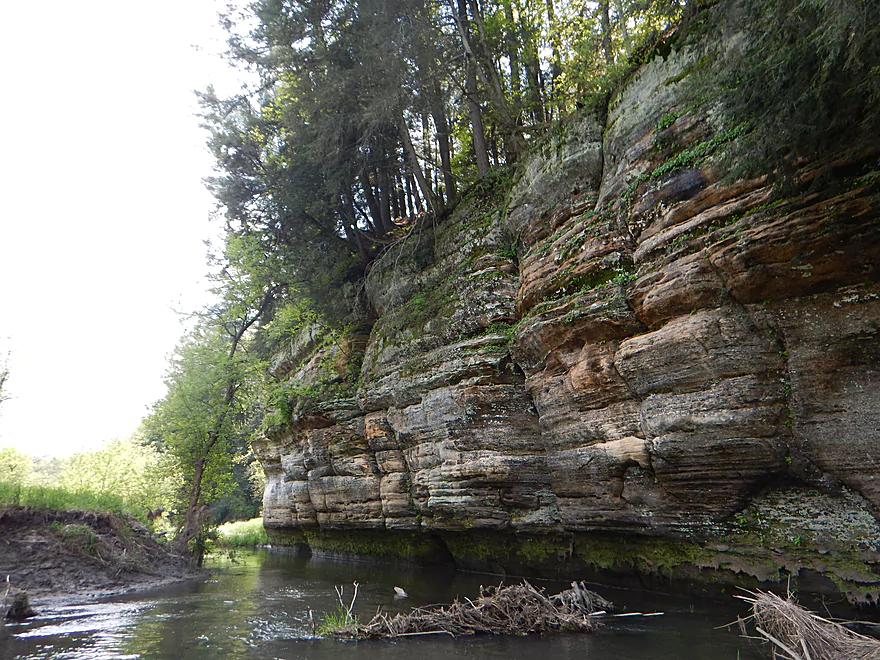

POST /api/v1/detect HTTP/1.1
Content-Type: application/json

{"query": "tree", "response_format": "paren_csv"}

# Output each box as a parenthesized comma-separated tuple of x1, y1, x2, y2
(0, 349, 10, 409)
(0, 446, 32, 484)
(142, 233, 283, 563)
(58, 439, 177, 513)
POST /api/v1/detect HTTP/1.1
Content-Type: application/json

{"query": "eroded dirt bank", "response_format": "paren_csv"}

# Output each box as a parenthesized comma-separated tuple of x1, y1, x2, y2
(0, 507, 203, 609)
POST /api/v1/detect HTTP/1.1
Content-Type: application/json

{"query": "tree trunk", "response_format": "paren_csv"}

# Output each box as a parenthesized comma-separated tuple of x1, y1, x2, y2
(407, 173, 423, 213)
(502, 0, 522, 101)
(177, 450, 209, 564)
(377, 154, 392, 232)
(523, 51, 546, 126)
(397, 112, 441, 216)
(615, 0, 630, 57)
(175, 288, 275, 566)
(545, 0, 562, 113)
(340, 193, 371, 264)
(429, 89, 457, 204)
(599, 1, 613, 65)
(453, 0, 524, 160)
(465, 58, 491, 176)
(360, 167, 384, 234)
(395, 171, 407, 220)
(390, 174, 401, 220)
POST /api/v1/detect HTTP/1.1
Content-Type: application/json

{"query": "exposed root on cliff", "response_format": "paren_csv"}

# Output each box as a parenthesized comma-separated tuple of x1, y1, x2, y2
(329, 580, 612, 638)
(738, 590, 880, 660)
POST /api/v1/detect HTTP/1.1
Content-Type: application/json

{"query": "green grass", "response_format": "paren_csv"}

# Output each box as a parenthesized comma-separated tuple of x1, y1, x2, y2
(317, 604, 360, 637)
(49, 521, 98, 556)
(0, 481, 134, 517)
(215, 517, 269, 548)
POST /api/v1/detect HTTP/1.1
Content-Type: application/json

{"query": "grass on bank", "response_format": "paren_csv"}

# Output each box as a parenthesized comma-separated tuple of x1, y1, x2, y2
(215, 517, 268, 548)
(0, 481, 138, 518)
(2, 481, 268, 549)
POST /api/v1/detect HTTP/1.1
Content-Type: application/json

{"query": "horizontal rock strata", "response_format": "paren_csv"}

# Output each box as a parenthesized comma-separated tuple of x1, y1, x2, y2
(253, 2, 880, 602)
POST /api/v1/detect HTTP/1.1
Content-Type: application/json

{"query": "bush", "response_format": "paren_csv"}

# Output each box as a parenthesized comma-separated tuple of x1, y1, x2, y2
(215, 517, 268, 548)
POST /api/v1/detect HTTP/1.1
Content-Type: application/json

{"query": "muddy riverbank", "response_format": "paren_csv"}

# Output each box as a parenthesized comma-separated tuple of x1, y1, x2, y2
(0, 506, 202, 609)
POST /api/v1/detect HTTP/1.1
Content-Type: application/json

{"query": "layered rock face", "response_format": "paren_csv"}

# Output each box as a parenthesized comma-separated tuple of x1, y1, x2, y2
(253, 5, 880, 600)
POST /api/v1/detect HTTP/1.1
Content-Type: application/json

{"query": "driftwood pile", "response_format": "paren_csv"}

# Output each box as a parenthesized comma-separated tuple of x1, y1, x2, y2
(739, 590, 880, 660)
(352, 580, 612, 638)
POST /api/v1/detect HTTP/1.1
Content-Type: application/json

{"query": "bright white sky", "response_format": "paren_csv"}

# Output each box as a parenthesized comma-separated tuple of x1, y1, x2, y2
(0, 0, 251, 457)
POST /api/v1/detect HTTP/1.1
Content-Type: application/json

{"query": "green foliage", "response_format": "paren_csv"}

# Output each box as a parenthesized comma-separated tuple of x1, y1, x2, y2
(141, 324, 262, 518)
(481, 320, 518, 345)
(696, 0, 880, 180)
(0, 348, 9, 408)
(625, 123, 747, 199)
(653, 123, 747, 179)
(0, 447, 33, 485)
(260, 301, 318, 344)
(465, 165, 517, 208)
(656, 109, 684, 131)
(50, 522, 98, 557)
(0, 481, 134, 518)
(0, 441, 175, 523)
(543, 0, 687, 112)
(317, 605, 360, 637)
(498, 240, 518, 262)
(215, 517, 269, 548)
(58, 439, 177, 514)
(204, 0, 692, 328)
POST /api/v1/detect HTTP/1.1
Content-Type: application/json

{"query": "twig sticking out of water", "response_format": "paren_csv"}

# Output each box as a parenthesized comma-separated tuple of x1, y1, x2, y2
(334, 581, 359, 619)
(737, 590, 880, 660)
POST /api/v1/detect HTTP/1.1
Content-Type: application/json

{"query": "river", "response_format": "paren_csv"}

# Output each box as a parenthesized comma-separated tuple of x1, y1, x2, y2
(1, 549, 766, 659)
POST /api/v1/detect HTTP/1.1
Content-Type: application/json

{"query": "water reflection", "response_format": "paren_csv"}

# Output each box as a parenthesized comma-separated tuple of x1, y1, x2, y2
(1, 549, 765, 659)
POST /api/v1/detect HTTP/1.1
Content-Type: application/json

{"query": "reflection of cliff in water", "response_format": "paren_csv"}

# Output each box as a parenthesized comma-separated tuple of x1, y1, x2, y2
(1, 550, 765, 659)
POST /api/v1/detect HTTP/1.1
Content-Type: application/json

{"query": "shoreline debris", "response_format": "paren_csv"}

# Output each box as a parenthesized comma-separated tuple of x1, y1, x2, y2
(327, 580, 614, 638)
(3, 577, 36, 621)
(737, 590, 880, 660)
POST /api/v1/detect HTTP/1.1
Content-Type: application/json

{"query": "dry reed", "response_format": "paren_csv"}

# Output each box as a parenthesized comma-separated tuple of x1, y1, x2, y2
(738, 590, 880, 660)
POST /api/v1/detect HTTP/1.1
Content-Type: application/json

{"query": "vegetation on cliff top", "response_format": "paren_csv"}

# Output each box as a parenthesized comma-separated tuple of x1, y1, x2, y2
(133, 0, 695, 563)
(134, 0, 879, 564)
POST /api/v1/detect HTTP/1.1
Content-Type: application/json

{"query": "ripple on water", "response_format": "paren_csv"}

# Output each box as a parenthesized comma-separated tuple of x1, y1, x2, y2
(14, 602, 152, 638)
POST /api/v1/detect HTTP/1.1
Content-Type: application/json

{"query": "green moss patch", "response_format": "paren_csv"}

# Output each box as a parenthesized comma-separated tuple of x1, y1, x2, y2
(303, 529, 452, 564)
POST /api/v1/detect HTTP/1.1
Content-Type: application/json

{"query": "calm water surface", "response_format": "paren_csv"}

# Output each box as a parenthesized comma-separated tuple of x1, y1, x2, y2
(1, 549, 766, 659)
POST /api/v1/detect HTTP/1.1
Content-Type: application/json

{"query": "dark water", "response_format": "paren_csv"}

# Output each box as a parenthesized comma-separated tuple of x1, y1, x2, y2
(1, 550, 766, 659)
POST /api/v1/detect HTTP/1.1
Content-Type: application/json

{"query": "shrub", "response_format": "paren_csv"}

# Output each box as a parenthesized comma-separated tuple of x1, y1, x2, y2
(215, 517, 269, 548)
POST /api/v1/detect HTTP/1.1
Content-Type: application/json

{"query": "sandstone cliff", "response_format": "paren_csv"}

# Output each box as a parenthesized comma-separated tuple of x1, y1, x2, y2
(252, 3, 880, 602)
